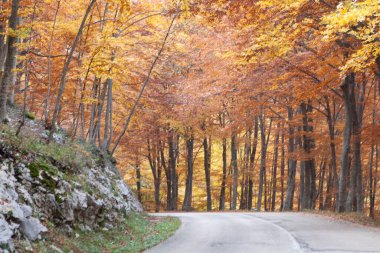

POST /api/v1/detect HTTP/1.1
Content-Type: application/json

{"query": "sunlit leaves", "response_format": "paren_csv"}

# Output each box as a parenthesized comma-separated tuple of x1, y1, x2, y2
(323, 0, 380, 72)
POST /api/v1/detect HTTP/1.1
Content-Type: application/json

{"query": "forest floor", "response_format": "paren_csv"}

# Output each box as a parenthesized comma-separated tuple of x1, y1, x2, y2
(305, 210, 380, 228)
(24, 213, 180, 253)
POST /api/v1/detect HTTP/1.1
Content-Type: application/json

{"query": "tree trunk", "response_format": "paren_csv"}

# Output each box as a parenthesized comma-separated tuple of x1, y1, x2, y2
(147, 138, 161, 213)
(16, 57, 29, 136)
(0, 0, 7, 71)
(280, 130, 285, 211)
(203, 135, 212, 211)
(248, 117, 259, 210)
(136, 163, 142, 203)
(324, 96, 339, 211)
(300, 101, 316, 210)
(338, 72, 355, 213)
(231, 133, 238, 210)
(318, 160, 326, 210)
(324, 162, 333, 210)
(44, 0, 61, 125)
(345, 75, 364, 213)
(0, 0, 20, 122)
(110, 12, 178, 154)
(271, 123, 280, 211)
(183, 131, 194, 211)
(240, 127, 251, 210)
(369, 86, 377, 220)
(369, 146, 378, 220)
(48, 0, 96, 141)
(93, 81, 108, 146)
(354, 82, 365, 212)
(102, 78, 113, 151)
(168, 130, 178, 210)
(6, 18, 19, 108)
(88, 78, 99, 144)
(162, 140, 172, 211)
(298, 126, 304, 211)
(283, 107, 297, 211)
(257, 111, 268, 211)
(219, 137, 227, 210)
(155, 157, 162, 213)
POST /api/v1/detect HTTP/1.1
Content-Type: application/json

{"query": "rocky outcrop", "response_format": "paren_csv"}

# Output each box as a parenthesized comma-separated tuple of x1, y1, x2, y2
(0, 144, 142, 252)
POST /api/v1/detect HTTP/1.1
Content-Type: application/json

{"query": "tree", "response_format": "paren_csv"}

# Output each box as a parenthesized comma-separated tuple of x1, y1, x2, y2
(0, 0, 20, 122)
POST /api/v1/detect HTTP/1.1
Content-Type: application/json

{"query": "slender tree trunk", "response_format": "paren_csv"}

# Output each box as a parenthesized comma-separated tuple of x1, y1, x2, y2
(0, 0, 7, 71)
(219, 137, 227, 210)
(16, 3, 36, 135)
(318, 160, 326, 210)
(147, 138, 161, 213)
(110, 12, 178, 154)
(325, 96, 339, 211)
(231, 133, 238, 210)
(16, 58, 29, 136)
(240, 127, 251, 210)
(44, 0, 61, 125)
(248, 117, 258, 210)
(264, 171, 268, 211)
(354, 83, 365, 212)
(88, 78, 99, 144)
(369, 82, 377, 219)
(93, 81, 107, 146)
(257, 111, 268, 211)
(229, 164, 233, 210)
(183, 131, 194, 211)
(271, 123, 280, 211)
(136, 163, 142, 203)
(0, 0, 20, 122)
(280, 130, 285, 211)
(48, 0, 96, 141)
(369, 147, 379, 220)
(168, 130, 178, 210)
(300, 102, 316, 210)
(155, 155, 162, 213)
(162, 140, 171, 211)
(324, 163, 333, 210)
(203, 135, 212, 211)
(298, 127, 305, 211)
(284, 107, 297, 211)
(156, 140, 163, 213)
(102, 78, 112, 150)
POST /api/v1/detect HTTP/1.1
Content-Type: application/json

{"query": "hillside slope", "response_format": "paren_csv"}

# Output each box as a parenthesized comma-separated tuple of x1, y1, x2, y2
(0, 109, 143, 252)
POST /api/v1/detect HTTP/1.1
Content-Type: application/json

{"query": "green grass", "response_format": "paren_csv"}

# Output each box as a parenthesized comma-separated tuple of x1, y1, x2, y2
(0, 125, 92, 171)
(33, 213, 180, 253)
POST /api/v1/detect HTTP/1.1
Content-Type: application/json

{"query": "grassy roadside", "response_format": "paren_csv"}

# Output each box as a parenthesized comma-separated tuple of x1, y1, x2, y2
(30, 213, 180, 253)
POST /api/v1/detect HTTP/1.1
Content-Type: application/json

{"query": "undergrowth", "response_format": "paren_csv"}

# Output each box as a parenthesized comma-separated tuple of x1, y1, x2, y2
(0, 125, 93, 170)
(32, 213, 180, 253)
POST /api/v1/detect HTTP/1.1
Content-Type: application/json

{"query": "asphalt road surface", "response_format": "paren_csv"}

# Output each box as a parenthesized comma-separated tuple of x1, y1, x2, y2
(145, 212, 380, 253)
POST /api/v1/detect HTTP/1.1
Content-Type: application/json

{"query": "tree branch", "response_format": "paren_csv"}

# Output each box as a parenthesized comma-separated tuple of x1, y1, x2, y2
(111, 11, 179, 155)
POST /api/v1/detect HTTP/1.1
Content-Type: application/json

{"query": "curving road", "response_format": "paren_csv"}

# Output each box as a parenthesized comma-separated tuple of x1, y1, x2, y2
(145, 212, 380, 253)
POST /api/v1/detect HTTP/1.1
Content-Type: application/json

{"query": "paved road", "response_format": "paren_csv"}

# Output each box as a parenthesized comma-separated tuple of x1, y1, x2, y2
(145, 212, 380, 253)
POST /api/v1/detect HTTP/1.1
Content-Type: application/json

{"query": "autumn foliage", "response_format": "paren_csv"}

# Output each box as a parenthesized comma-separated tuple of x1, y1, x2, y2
(0, 0, 379, 218)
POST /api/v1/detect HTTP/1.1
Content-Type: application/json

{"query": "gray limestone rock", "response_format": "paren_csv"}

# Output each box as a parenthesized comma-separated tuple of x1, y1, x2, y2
(0, 219, 13, 244)
(19, 217, 47, 241)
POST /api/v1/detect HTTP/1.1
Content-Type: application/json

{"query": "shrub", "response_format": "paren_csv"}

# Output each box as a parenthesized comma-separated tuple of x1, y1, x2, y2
(25, 111, 36, 120)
